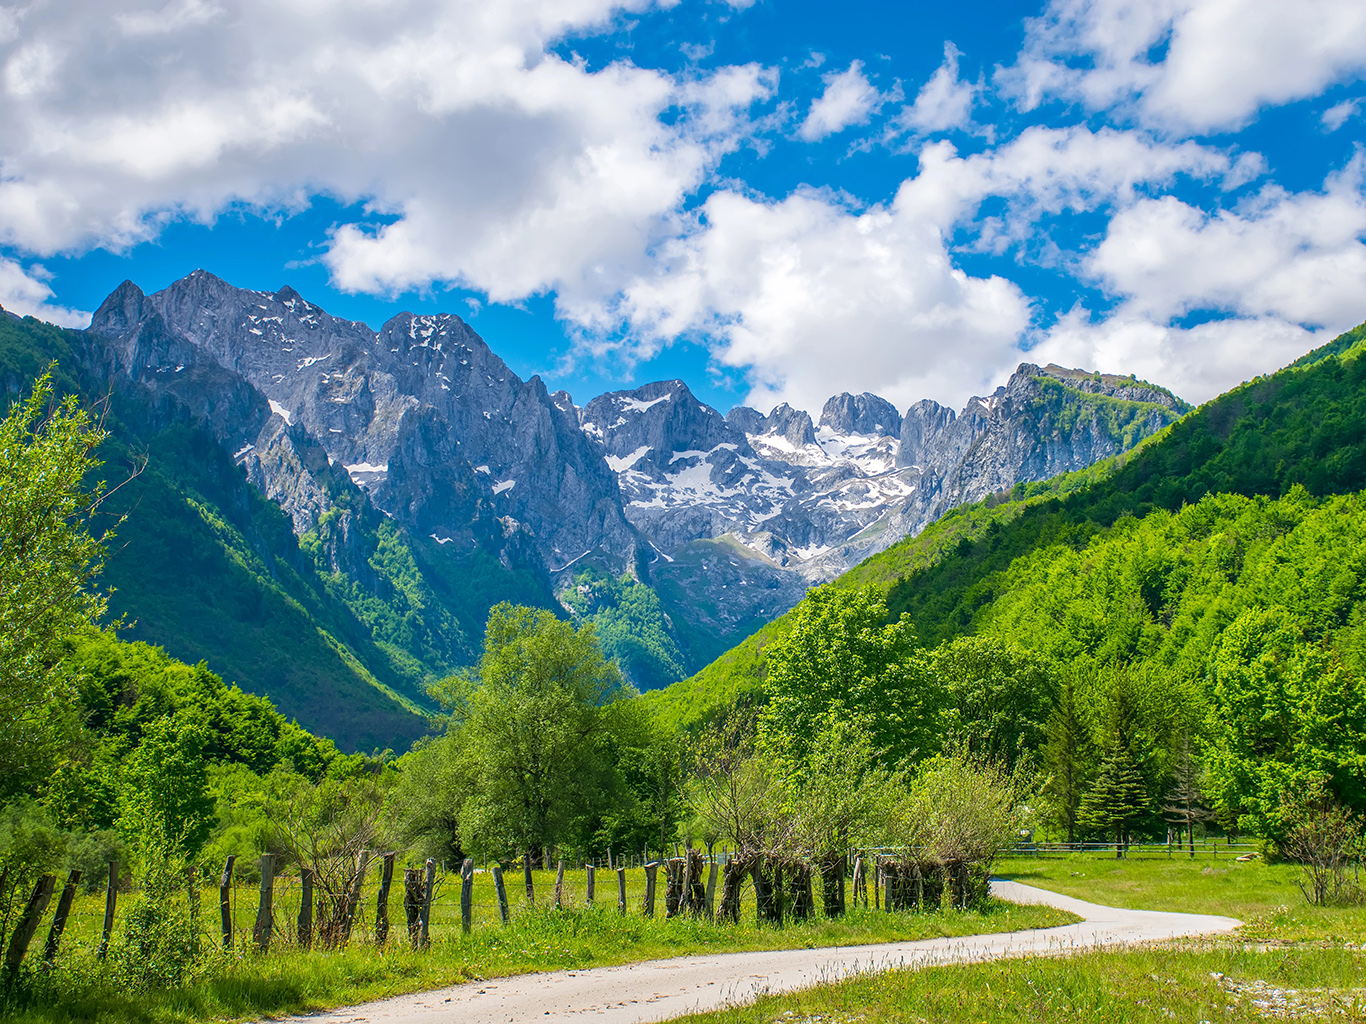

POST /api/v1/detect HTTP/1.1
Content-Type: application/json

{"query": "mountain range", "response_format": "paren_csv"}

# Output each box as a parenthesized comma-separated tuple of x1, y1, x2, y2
(0, 270, 1184, 747)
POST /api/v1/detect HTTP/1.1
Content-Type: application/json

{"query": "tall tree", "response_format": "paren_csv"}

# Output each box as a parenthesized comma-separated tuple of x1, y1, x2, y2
(455, 604, 627, 861)
(0, 372, 121, 795)
(758, 584, 933, 768)
(1078, 672, 1154, 856)
(1161, 732, 1214, 857)
(1041, 670, 1095, 843)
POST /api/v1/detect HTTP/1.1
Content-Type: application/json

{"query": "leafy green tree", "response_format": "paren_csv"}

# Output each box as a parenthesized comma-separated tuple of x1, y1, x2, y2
(455, 603, 628, 860)
(1205, 606, 1366, 841)
(116, 713, 216, 861)
(930, 635, 1054, 772)
(758, 584, 933, 767)
(0, 372, 120, 793)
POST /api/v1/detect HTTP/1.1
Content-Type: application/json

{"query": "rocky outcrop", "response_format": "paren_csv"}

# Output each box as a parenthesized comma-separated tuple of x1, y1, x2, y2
(585, 364, 1186, 628)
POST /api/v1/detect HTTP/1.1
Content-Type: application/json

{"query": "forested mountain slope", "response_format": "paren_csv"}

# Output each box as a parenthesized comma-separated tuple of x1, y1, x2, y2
(650, 319, 1366, 731)
(0, 310, 553, 750)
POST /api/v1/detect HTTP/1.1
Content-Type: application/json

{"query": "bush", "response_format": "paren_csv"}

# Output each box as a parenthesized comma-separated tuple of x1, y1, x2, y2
(1283, 782, 1364, 907)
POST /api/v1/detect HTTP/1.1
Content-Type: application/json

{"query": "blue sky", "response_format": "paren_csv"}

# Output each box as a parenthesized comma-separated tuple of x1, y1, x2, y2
(1, 0, 1364, 415)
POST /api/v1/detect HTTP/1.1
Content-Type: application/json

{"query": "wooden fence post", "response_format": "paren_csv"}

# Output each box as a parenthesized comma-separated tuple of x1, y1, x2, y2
(643, 862, 658, 918)
(914, 863, 924, 912)
(419, 859, 435, 948)
(554, 860, 565, 909)
(523, 853, 534, 904)
(253, 854, 275, 952)
(616, 866, 627, 916)
(298, 868, 314, 949)
(98, 860, 118, 960)
(461, 858, 474, 934)
(492, 864, 510, 925)
(586, 864, 595, 905)
(4, 875, 55, 973)
(218, 855, 235, 948)
(376, 852, 395, 945)
(403, 868, 423, 946)
(41, 869, 81, 966)
(342, 850, 370, 942)
(705, 858, 718, 918)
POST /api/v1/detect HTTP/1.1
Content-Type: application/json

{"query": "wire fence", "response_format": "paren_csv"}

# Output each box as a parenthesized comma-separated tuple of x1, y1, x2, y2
(1005, 839, 1261, 860)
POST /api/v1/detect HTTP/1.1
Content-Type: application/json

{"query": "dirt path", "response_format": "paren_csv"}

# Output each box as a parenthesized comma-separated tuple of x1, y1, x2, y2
(286, 880, 1241, 1024)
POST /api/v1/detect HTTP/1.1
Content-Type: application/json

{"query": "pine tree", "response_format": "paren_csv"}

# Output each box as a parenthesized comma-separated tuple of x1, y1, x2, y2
(1161, 733, 1214, 857)
(1078, 743, 1147, 857)
(1041, 672, 1094, 843)
(1077, 671, 1153, 857)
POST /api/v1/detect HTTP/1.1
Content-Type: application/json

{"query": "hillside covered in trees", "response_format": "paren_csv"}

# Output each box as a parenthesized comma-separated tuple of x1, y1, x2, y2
(648, 319, 1366, 846)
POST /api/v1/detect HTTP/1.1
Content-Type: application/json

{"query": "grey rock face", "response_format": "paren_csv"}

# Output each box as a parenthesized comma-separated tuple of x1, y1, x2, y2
(820, 392, 903, 438)
(587, 363, 1184, 630)
(90, 270, 637, 573)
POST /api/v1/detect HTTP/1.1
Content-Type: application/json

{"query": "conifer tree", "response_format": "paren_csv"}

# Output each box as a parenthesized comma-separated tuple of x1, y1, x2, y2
(1041, 671, 1094, 842)
(1161, 733, 1213, 856)
(1079, 744, 1147, 857)
(1078, 670, 1153, 856)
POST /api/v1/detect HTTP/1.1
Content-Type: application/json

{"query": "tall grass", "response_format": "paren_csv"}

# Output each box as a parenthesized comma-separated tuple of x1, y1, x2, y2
(0, 877, 1073, 1024)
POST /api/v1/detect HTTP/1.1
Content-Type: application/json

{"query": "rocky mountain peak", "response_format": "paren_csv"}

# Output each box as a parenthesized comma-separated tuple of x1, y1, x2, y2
(819, 392, 903, 438)
(763, 403, 818, 448)
(89, 270, 638, 573)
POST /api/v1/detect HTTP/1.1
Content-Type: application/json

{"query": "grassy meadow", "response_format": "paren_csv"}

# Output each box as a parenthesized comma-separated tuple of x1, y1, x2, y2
(665, 856, 1366, 1024)
(0, 866, 1075, 1024)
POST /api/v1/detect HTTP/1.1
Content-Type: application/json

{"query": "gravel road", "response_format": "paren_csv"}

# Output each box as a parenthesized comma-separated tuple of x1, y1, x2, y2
(284, 879, 1241, 1024)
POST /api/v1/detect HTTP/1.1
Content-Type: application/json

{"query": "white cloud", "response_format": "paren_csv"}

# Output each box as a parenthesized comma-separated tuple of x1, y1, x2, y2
(1028, 154, 1366, 403)
(1001, 0, 1366, 133)
(1031, 311, 1322, 405)
(0, 259, 91, 327)
(894, 42, 976, 135)
(1086, 157, 1366, 328)
(797, 60, 884, 142)
(606, 125, 1244, 414)
(0, 0, 775, 317)
(1323, 98, 1362, 131)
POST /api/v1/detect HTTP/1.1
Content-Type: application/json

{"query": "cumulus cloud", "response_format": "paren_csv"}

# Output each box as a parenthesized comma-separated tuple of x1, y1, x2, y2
(0, 0, 775, 315)
(1024, 154, 1366, 402)
(607, 126, 1247, 413)
(1323, 98, 1362, 131)
(1001, 0, 1366, 133)
(797, 60, 885, 141)
(0, 259, 91, 327)
(893, 42, 977, 135)
(1086, 156, 1366, 328)
(1031, 311, 1322, 405)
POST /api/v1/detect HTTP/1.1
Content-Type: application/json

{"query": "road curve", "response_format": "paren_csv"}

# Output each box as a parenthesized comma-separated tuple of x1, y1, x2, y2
(286, 880, 1240, 1024)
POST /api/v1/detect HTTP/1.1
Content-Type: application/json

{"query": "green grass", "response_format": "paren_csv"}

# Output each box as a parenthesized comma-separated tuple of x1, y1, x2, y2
(1, 868, 1075, 1024)
(666, 944, 1366, 1024)
(994, 854, 1366, 943)
(662, 857, 1366, 1024)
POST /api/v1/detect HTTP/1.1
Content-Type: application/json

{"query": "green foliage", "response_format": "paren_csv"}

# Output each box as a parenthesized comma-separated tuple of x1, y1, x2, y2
(116, 715, 216, 862)
(928, 636, 1053, 773)
(449, 604, 630, 856)
(0, 372, 113, 796)
(560, 567, 687, 690)
(758, 585, 930, 767)
(889, 745, 1025, 869)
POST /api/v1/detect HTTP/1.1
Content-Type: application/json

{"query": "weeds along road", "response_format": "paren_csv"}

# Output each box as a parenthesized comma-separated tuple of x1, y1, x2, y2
(283, 880, 1241, 1024)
